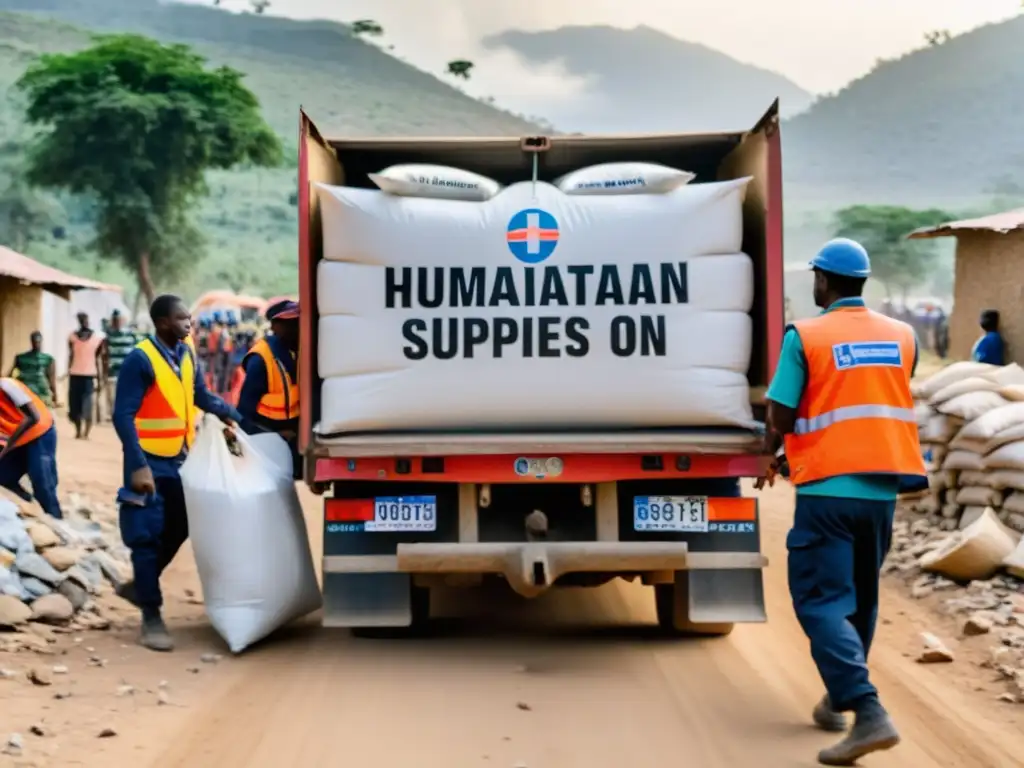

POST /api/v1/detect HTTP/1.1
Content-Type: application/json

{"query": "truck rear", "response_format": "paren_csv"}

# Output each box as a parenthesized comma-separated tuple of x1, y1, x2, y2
(298, 103, 784, 636)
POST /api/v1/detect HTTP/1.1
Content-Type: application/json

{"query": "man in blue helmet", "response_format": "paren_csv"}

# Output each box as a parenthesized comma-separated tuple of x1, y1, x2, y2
(759, 238, 926, 766)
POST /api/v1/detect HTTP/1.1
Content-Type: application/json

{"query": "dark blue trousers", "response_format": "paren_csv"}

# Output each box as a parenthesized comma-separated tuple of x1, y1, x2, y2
(119, 473, 189, 612)
(786, 494, 895, 712)
(0, 426, 62, 519)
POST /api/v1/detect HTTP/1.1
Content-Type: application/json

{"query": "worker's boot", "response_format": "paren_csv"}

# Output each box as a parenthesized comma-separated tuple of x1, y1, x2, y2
(817, 699, 900, 766)
(139, 611, 174, 652)
(812, 695, 846, 733)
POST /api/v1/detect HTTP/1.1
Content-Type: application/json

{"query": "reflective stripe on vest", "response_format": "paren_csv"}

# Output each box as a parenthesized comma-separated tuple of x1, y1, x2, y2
(794, 404, 917, 435)
(783, 307, 926, 485)
(134, 339, 197, 458)
(246, 338, 300, 422)
(0, 378, 53, 448)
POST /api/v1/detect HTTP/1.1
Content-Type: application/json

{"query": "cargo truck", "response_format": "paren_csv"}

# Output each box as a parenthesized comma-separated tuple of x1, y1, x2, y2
(298, 102, 784, 637)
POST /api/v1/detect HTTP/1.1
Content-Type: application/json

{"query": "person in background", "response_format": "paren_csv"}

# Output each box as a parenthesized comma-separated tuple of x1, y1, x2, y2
(760, 238, 924, 765)
(104, 309, 138, 420)
(68, 312, 106, 439)
(112, 294, 240, 651)
(0, 376, 63, 519)
(972, 309, 1005, 365)
(225, 326, 255, 406)
(933, 308, 949, 360)
(9, 331, 59, 408)
(216, 313, 237, 395)
(237, 300, 301, 478)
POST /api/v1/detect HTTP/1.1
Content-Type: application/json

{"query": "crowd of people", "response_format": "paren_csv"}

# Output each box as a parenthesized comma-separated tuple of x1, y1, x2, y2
(0, 296, 302, 651)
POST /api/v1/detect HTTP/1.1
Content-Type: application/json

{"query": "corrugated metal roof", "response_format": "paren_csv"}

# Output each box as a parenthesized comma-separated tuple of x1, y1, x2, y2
(0, 245, 121, 291)
(908, 208, 1024, 240)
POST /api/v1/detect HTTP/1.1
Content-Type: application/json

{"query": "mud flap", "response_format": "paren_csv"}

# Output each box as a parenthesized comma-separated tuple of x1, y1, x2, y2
(322, 572, 416, 628)
(683, 568, 767, 625)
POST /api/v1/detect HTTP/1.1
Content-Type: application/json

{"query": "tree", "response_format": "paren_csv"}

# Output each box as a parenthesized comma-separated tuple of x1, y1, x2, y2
(351, 19, 384, 37)
(924, 30, 952, 46)
(446, 60, 474, 80)
(17, 34, 281, 302)
(832, 205, 953, 300)
(250, 0, 270, 14)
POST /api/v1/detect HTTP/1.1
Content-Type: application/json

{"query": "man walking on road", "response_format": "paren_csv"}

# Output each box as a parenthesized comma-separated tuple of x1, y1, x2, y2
(68, 312, 106, 439)
(104, 309, 137, 420)
(112, 294, 240, 652)
(9, 331, 59, 408)
(760, 238, 926, 766)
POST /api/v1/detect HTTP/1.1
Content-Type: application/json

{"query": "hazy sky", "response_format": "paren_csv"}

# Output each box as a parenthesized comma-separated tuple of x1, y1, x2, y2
(187, 0, 1019, 95)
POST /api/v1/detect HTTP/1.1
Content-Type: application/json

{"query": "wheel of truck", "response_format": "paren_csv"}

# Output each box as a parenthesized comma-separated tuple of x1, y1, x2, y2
(351, 585, 431, 639)
(654, 577, 734, 638)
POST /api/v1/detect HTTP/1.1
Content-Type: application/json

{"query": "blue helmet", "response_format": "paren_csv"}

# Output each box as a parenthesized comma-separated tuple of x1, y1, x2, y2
(809, 238, 871, 278)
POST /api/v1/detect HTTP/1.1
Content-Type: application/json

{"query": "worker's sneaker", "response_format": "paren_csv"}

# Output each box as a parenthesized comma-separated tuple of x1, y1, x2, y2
(817, 708, 900, 766)
(139, 614, 174, 652)
(812, 695, 847, 733)
(115, 581, 139, 607)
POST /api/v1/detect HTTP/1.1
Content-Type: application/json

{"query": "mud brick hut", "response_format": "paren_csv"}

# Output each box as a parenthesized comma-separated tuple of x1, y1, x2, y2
(909, 209, 1024, 363)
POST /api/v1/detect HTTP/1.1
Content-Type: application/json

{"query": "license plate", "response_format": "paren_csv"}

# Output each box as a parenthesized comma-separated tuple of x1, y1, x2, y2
(366, 496, 437, 532)
(633, 496, 708, 533)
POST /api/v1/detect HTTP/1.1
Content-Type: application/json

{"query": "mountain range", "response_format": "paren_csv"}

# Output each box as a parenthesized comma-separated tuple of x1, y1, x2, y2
(485, 25, 814, 133)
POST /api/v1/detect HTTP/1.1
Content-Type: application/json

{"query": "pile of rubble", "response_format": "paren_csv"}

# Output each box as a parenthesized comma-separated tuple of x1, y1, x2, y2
(0, 494, 131, 648)
(886, 510, 1024, 704)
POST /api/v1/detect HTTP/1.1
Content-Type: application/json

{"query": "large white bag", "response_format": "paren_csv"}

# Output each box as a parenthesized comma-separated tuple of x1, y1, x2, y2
(180, 419, 321, 653)
(368, 164, 501, 202)
(314, 178, 755, 434)
(554, 162, 695, 195)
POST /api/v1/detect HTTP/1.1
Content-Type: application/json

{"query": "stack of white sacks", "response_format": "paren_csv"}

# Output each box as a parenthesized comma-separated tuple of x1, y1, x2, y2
(314, 161, 759, 434)
(911, 361, 1024, 579)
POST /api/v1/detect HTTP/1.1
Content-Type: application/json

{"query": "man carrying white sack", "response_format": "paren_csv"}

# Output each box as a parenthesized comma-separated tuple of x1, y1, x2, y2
(758, 238, 926, 766)
(112, 295, 241, 652)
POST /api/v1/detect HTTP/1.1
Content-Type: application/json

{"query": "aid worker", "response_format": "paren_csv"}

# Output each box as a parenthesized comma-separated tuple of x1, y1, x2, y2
(760, 238, 925, 766)
(237, 299, 301, 478)
(112, 294, 240, 652)
(0, 377, 63, 519)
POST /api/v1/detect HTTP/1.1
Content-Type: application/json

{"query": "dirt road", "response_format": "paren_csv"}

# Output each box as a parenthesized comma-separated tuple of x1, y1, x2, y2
(2, 421, 1022, 767)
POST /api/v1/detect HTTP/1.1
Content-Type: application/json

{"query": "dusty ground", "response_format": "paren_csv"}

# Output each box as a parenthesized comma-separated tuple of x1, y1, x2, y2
(1, 418, 1022, 768)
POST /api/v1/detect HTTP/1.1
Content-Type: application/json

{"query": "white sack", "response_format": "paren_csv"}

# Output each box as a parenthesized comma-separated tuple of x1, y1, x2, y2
(315, 178, 755, 433)
(954, 403, 1024, 442)
(955, 486, 1002, 508)
(318, 178, 750, 264)
(986, 470, 1024, 492)
(920, 413, 958, 443)
(984, 441, 1024, 471)
(957, 470, 988, 487)
(912, 361, 996, 399)
(180, 419, 321, 653)
(1003, 492, 1024, 515)
(937, 391, 1007, 421)
(554, 162, 695, 195)
(368, 164, 501, 202)
(943, 449, 984, 472)
(1000, 385, 1024, 402)
(928, 376, 1001, 405)
(915, 402, 935, 427)
(983, 423, 1024, 454)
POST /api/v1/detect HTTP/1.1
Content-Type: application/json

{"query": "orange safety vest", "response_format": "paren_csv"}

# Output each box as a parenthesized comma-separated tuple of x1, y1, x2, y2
(134, 339, 197, 458)
(0, 378, 53, 448)
(784, 307, 926, 486)
(244, 338, 300, 422)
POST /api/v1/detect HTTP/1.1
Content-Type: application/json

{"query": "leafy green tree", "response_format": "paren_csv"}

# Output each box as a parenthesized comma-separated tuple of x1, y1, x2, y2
(832, 205, 953, 300)
(17, 34, 281, 301)
(446, 60, 475, 80)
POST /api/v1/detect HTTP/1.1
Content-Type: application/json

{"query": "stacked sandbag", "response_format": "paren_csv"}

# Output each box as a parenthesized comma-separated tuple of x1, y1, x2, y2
(909, 362, 1024, 534)
(315, 172, 757, 434)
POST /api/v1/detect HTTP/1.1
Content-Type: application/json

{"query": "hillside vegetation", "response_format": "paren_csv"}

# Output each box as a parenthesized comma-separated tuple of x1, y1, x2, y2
(784, 15, 1024, 205)
(0, 1, 539, 299)
(486, 25, 813, 133)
